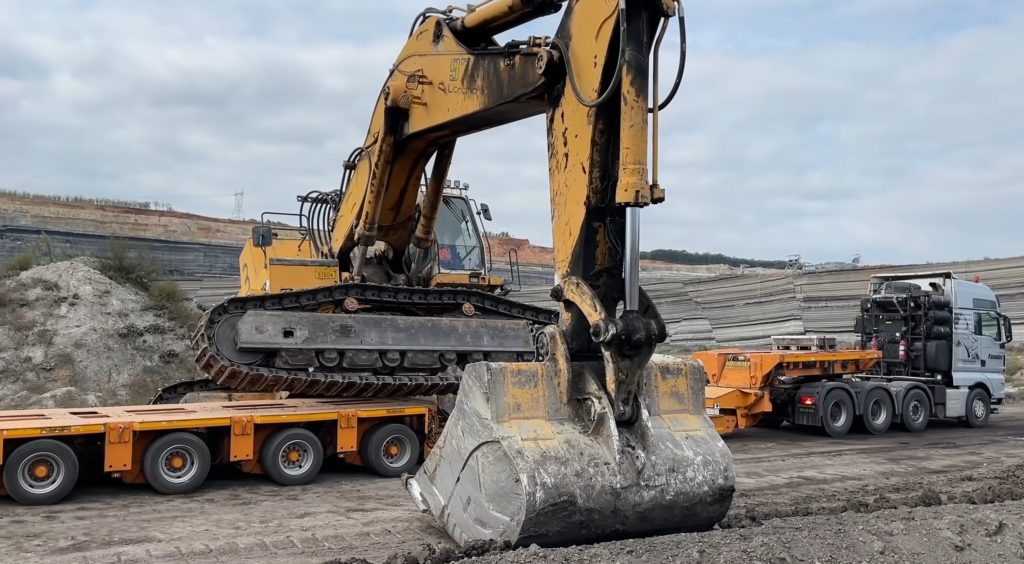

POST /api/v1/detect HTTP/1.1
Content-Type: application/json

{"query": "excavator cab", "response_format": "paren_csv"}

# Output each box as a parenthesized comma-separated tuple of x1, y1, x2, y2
(425, 183, 506, 293)
(237, 184, 503, 297)
(435, 194, 483, 272)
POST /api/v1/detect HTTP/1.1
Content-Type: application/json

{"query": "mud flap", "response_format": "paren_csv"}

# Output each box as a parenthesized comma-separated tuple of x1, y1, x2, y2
(404, 348, 735, 547)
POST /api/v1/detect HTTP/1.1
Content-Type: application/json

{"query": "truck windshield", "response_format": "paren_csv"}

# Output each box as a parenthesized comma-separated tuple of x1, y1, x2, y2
(436, 196, 484, 272)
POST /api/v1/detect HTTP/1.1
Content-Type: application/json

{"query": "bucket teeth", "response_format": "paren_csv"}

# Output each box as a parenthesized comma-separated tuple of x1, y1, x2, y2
(405, 357, 735, 547)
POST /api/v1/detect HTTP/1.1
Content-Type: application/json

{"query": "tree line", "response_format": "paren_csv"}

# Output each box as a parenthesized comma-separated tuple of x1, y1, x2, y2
(0, 189, 175, 212)
(640, 249, 787, 269)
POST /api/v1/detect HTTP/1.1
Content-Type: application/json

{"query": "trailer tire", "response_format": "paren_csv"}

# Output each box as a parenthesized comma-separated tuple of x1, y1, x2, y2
(900, 389, 930, 432)
(860, 389, 893, 435)
(964, 388, 991, 428)
(361, 423, 421, 477)
(821, 390, 854, 438)
(260, 428, 324, 486)
(144, 432, 211, 495)
(2, 439, 79, 505)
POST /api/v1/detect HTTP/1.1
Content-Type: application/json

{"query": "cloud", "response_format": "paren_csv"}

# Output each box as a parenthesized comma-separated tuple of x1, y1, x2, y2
(1, 1, 1021, 265)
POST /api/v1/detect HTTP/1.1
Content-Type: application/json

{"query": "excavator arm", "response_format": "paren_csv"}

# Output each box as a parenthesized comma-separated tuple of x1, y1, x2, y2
(334, 0, 672, 422)
(332, 0, 736, 546)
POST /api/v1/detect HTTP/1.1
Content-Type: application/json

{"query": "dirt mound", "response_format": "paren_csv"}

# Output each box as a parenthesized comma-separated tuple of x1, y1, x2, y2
(0, 259, 201, 409)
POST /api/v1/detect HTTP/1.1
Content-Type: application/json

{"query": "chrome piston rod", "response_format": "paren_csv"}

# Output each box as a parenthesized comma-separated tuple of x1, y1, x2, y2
(624, 207, 640, 311)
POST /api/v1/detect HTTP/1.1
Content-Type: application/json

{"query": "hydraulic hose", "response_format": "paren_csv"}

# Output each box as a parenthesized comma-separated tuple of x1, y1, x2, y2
(650, 1, 686, 113)
(550, 0, 627, 108)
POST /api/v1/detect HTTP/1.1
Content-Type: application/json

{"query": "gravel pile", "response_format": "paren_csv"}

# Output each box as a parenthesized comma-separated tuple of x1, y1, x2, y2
(0, 259, 201, 408)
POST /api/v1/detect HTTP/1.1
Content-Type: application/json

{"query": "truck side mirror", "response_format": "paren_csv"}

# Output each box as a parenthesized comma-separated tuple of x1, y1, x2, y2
(1003, 315, 1013, 343)
(479, 203, 492, 222)
(252, 225, 274, 248)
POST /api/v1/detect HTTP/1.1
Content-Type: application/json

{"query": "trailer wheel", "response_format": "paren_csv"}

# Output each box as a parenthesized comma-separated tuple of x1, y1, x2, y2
(900, 389, 930, 432)
(260, 428, 324, 486)
(361, 423, 421, 477)
(2, 439, 79, 505)
(861, 389, 893, 435)
(821, 390, 854, 438)
(143, 432, 211, 495)
(964, 388, 991, 428)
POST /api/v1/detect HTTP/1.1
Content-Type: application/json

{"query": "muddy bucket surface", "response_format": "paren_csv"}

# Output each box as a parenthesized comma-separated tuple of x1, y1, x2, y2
(405, 357, 735, 547)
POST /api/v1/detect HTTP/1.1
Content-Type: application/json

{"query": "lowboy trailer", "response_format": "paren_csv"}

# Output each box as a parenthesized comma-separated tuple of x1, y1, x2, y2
(0, 397, 437, 505)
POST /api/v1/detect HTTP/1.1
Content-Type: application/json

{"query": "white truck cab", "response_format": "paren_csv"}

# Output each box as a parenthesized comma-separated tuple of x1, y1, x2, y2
(859, 271, 1012, 422)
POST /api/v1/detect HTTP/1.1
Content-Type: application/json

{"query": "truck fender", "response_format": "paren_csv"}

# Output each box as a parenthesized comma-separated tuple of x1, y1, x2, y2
(884, 381, 932, 421)
(789, 381, 858, 426)
(844, 381, 898, 416)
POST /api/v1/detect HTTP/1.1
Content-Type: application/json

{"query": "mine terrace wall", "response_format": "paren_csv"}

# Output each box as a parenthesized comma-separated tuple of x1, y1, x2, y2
(4, 193, 1022, 347)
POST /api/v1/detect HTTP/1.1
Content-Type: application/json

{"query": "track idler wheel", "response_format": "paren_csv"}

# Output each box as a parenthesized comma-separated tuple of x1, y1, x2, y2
(404, 328, 735, 547)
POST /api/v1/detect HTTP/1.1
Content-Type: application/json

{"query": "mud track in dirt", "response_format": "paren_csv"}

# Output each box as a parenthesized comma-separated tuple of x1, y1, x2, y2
(1, 406, 1023, 563)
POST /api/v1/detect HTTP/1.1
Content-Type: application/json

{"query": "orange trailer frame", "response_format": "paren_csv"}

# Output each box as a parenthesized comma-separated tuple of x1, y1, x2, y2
(0, 397, 438, 499)
(692, 349, 882, 435)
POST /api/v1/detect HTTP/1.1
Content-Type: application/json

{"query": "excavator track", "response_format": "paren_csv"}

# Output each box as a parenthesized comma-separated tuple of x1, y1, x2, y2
(188, 283, 558, 400)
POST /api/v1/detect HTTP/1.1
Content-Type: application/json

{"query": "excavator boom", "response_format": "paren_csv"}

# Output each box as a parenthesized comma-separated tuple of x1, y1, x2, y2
(186, 0, 734, 546)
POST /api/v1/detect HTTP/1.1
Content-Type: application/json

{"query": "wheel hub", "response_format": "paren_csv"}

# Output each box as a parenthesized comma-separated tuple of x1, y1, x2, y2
(160, 446, 199, 483)
(30, 461, 53, 481)
(279, 440, 311, 475)
(168, 455, 186, 471)
(18, 454, 64, 494)
(829, 403, 846, 427)
(908, 400, 924, 422)
(973, 398, 986, 419)
(869, 399, 886, 424)
(382, 436, 412, 467)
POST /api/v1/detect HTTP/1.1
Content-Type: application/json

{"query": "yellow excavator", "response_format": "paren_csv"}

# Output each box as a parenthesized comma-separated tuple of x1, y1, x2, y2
(181, 0, 734, 547)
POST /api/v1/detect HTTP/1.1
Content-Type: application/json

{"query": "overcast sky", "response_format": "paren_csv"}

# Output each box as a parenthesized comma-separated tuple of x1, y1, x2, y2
(1, 1, 1021, 264)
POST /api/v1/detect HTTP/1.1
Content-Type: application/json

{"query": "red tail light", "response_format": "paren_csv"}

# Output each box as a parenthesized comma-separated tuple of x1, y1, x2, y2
(798, 395, 816, 406)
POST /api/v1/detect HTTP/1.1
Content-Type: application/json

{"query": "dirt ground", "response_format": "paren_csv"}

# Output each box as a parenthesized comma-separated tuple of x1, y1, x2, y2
(2, 405, 1023, 564)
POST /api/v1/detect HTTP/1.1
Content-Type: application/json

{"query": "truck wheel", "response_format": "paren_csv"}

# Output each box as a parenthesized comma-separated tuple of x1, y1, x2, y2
(821, 390, 854, 438)
(260, 428, 324, 486)
(964, 388, 991, 428)
(361, 423, 421, 477)
(144, 432, 211, 495)
(861, 389, 893, 435)
(900, 389, 930, 432)
(2, 439, 79, 505)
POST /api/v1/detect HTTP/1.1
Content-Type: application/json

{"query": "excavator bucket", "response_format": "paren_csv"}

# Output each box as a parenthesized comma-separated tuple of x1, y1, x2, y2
(405, 342, 735, 547)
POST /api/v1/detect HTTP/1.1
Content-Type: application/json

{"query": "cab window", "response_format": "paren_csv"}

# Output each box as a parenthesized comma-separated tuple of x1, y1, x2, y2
(435, 197, 484, 272)
(975, 311, 1002, 341)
